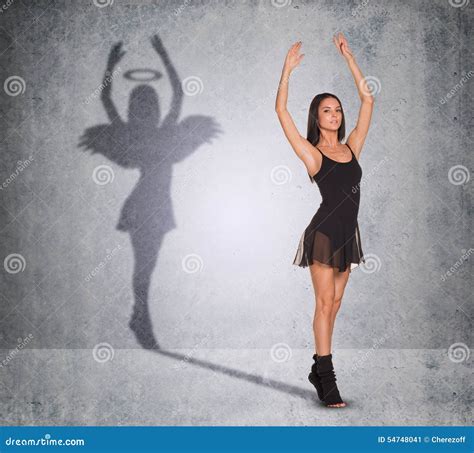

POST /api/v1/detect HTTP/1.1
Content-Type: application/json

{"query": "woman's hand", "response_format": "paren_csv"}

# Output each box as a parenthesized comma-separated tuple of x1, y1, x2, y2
(333, 32, 354, 60)
(283, 41, 305, 73)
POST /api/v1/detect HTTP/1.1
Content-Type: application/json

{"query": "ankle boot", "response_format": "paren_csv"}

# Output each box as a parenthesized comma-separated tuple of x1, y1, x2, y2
(316, 353, 345, 407)
(308, 353, 324, 401)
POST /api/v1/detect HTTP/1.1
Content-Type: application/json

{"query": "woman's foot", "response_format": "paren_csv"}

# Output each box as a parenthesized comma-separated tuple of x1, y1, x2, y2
(316, 353, 347, 408)
(308, 353, 325, 401)
(327, 401, 346, 408)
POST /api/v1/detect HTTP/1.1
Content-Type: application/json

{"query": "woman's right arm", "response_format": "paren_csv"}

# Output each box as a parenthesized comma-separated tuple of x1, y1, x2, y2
(275, 41, 319, 178)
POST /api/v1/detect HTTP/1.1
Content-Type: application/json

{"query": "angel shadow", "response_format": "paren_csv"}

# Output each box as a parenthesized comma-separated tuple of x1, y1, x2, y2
(79, 35, 222, 349)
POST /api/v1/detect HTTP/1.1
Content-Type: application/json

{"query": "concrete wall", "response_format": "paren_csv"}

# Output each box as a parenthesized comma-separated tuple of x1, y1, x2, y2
(0, 0, 472, 353)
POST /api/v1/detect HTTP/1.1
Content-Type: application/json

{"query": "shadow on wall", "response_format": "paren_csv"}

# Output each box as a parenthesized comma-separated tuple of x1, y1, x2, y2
(77, 33, 326, 403)
(78, 33, 222, 350)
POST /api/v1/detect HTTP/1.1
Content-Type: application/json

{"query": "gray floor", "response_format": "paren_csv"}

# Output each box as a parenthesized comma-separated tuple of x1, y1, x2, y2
(1, 348, 471, 425)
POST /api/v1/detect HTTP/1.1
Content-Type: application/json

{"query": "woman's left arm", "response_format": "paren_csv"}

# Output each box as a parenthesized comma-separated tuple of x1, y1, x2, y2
(334, 33, 374, 160)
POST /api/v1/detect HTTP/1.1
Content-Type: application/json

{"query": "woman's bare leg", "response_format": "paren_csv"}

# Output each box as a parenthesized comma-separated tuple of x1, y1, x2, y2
(309, 261, 348, 408)
(309, 261, 335, 356)
(328, 266, 351, 348)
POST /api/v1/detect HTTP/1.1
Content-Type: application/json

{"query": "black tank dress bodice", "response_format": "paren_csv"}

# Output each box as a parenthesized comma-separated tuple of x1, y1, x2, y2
(293, 143, 366, 272)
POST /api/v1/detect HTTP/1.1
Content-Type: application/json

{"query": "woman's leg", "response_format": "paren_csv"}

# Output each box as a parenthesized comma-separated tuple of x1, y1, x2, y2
(328, 266, 351, 350)
(309, 261, 347, 408)
(309, 261, 336, 357)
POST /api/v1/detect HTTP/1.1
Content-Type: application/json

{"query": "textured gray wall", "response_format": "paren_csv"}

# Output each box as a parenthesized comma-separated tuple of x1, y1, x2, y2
(0, 0, 472, 356)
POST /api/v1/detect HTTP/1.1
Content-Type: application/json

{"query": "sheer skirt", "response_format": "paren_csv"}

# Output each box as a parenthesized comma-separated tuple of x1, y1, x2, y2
(293, 225, 365, 273)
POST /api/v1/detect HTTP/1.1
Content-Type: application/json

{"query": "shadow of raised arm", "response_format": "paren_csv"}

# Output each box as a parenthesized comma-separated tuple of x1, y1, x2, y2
(101, 42, 126, 123)
(151, 33, 183, 126)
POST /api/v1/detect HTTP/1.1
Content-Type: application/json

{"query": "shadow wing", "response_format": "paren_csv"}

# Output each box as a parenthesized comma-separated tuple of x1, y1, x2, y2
(173, 115, 223, 162)
(78, 123, 140, 169)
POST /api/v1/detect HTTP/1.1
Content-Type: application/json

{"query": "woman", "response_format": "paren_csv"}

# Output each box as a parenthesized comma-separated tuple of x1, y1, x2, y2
(275, 33, 374, 408)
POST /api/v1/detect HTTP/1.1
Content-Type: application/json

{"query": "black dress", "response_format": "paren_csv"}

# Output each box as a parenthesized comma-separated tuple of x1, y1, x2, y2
(293, 143, 366, 272)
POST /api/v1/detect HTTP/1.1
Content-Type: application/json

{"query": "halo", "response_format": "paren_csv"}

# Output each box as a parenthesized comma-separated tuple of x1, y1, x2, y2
(123, 68, 163, 82)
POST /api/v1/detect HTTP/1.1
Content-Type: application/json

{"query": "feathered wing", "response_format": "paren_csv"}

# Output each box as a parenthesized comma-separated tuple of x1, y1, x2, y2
(78, 123, 141, 169)
(172, 115, 223, 162)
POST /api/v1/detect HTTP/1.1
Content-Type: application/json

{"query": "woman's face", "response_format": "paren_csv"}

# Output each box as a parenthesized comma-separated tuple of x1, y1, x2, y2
(318, 98, 342, 131)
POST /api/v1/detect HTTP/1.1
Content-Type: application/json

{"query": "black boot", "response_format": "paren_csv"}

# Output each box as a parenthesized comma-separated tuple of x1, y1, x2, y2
(308, 353, 324, 401)
(316, 353, 346, 407)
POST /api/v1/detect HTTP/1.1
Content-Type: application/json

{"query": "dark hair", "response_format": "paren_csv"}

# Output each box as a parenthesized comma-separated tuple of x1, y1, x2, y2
(306, 93, 346, 183)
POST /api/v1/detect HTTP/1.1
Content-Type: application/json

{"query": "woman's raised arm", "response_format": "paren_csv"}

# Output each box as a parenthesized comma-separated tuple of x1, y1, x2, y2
(275, 41, 320, 178)
(333, 32, 374, 159)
